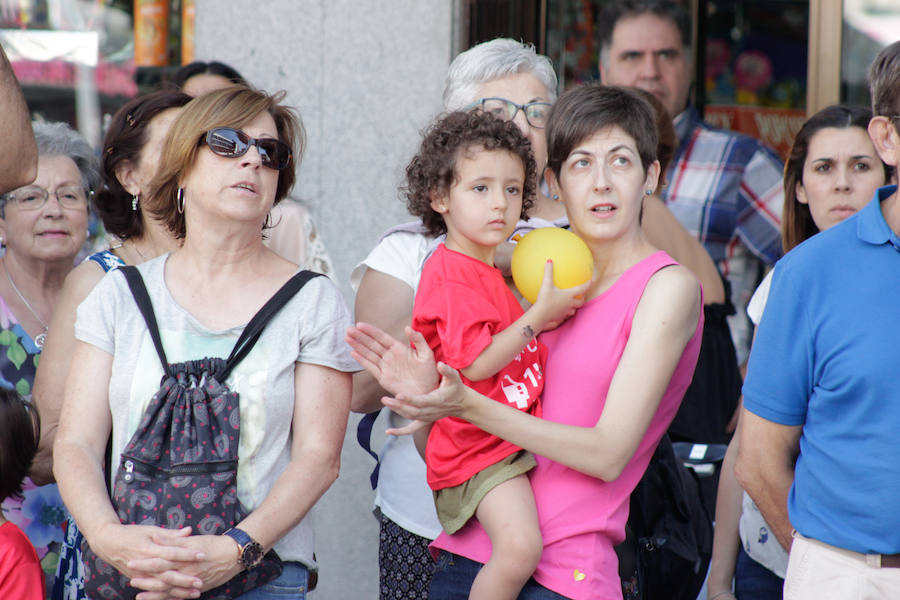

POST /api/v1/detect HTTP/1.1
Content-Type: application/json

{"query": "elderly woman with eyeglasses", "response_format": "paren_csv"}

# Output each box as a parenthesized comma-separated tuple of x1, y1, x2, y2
(54, 86, 356, 600)
(0, 120, 100, 586)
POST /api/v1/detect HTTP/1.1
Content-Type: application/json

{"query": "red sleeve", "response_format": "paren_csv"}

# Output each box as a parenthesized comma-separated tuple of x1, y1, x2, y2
(1, 564, 46, 600)
(0, 534, 45, 600)
(415, 280, 504, 370)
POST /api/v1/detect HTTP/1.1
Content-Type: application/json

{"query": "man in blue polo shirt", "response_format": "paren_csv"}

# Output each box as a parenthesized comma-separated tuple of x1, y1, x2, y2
(736, 40, 900, 599)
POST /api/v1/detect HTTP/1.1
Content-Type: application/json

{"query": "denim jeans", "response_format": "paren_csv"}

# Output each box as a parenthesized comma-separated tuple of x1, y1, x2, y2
(429, 551, 569, 599)
(735, 544, 784, 600)
(236, 562, 311, 599)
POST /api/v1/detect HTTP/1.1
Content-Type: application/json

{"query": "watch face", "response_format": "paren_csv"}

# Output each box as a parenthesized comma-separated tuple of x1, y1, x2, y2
(241, 541, 264, 568)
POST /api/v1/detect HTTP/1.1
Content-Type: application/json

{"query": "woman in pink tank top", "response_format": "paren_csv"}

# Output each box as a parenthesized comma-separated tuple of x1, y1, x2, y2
(348, 84, 704, 600)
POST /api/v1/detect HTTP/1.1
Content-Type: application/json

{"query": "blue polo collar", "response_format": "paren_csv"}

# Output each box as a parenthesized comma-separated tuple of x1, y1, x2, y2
(858, 185, 899, 247)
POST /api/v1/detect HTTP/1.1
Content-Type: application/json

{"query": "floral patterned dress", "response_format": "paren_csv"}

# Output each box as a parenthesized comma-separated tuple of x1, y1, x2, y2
(0, 295, 68, 594)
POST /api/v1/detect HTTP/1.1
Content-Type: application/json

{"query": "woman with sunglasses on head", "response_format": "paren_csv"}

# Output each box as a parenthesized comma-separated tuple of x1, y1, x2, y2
(29, 90, 192, 600)
(54, 86, 356, 599)
(706, 105, 891, 600)
(0, 120, 99, 590)
(349, 84, 704, 599)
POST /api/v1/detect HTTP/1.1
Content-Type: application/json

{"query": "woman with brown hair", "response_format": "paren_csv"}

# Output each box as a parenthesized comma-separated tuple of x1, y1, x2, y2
(54, 86, 356, 599)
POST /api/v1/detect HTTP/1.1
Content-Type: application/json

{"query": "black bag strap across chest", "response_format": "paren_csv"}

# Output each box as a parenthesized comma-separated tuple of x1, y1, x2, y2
(119, 265, 322, 378)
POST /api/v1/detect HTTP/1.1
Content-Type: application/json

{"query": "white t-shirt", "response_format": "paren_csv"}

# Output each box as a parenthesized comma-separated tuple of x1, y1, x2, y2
(351, 230, 443, 540)
(76, 254, 358, 567)
(745, 269, 773, 326)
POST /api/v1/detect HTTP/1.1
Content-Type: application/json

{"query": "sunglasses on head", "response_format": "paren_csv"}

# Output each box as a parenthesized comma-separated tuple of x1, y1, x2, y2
(202, 127, 292, 171)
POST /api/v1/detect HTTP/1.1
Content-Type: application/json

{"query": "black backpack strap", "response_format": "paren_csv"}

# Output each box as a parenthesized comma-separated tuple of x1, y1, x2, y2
(356, 410, 382, 489)
(221, 270, 322, 379)
(119, 266, 170, 374)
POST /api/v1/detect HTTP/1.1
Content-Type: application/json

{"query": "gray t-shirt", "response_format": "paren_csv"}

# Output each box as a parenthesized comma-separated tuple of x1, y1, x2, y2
(75, 254, 358, 567)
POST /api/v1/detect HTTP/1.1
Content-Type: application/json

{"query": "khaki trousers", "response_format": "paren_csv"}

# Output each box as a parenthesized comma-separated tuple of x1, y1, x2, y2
(784, 532, 900, 600)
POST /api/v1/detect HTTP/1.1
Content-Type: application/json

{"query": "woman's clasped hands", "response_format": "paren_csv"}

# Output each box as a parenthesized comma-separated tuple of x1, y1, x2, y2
(92, 523, 243, 600)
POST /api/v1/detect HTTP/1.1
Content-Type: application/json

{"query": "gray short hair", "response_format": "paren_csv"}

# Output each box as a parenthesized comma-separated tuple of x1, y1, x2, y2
(868, 40, 900, 128)
(32, 121, 101, 192)
(0, 121, 100, 215)
(442, 38, 558, 111)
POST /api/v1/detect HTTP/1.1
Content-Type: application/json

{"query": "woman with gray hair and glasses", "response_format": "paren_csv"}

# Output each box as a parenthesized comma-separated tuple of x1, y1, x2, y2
(0, 120, 99, 587)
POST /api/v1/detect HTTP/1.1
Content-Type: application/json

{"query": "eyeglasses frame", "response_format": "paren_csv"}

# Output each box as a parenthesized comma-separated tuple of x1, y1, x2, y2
(465, 97, 554, 129)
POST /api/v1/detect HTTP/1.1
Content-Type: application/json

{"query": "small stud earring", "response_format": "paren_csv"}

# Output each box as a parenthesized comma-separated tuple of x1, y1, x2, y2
(552, 194, 560, 201)
(645, 189, 653, 196)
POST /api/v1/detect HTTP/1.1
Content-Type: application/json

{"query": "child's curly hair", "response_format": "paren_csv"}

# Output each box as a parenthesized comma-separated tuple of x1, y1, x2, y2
(404, 111, 537, 237)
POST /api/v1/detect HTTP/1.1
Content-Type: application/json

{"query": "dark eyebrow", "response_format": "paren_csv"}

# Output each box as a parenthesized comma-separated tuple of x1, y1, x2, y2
(609, 144, 636, 155)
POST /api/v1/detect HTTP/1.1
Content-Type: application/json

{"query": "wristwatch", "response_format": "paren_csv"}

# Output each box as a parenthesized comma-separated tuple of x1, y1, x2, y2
(224, 527, 264, 569)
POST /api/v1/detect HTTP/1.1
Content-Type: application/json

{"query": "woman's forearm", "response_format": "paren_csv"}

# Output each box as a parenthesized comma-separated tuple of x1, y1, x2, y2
(31, 262, 106, 484)
(707, 434, 744, 596)
(235, 443, 341, 551)
(238, 363, 350, 550)
(54, 439, 122, 544)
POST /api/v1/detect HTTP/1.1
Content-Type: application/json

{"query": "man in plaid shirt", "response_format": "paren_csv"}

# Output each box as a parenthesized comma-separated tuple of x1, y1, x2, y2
(598, 0, 784, 364)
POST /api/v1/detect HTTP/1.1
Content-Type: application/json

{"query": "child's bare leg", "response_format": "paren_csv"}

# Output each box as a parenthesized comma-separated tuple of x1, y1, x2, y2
(468, 474, 542, 600)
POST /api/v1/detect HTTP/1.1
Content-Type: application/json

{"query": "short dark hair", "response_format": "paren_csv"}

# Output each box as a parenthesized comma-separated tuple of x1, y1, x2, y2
(867, 40, 900, 133)
(0, 388, 40, 503)
(597, 0, 690, 58)
(404, 111, 537, 237)
(145, 86, 302, 240)
(546, 84, 658, 179)
(782, 105, 890, 252)
(95, 90, 193, 240)
(172, 61, 248, 89)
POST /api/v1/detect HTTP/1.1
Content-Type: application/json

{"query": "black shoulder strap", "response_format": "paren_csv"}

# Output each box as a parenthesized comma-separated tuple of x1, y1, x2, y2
(119, 266, 170, 375)
(119, 267, 322, 380)
(221, 270, 322, 379)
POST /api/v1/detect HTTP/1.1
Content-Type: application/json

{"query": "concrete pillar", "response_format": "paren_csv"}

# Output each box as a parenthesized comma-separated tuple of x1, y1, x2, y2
(195, 2, 452, 597)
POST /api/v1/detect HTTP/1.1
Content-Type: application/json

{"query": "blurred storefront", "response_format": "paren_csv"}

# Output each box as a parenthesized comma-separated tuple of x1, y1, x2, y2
(0, 0, 194, 147)
(1, 1, 896, 174)
(459, 0, 900, 159)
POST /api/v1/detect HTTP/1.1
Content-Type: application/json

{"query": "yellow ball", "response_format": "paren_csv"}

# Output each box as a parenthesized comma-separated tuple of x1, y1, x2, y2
(511, 227, 594, 304)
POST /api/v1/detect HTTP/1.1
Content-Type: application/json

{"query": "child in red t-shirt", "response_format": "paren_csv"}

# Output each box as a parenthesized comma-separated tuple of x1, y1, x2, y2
(405, 111, 587, 599)
(0, 388, 46, 600)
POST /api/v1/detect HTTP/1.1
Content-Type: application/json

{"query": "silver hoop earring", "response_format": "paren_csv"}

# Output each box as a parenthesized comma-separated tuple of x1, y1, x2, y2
(176, 188, 185, 214)
(131, 194, 139, 211)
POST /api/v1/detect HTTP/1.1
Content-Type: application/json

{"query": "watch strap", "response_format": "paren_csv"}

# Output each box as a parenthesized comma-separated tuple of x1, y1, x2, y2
(224, 527, 253, 549)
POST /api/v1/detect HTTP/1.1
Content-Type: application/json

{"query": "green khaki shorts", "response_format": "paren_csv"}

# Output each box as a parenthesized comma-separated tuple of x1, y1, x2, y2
(434, 450, 537, 534)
